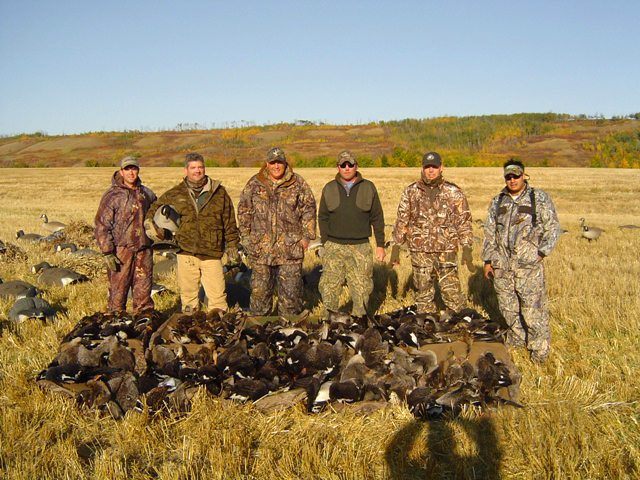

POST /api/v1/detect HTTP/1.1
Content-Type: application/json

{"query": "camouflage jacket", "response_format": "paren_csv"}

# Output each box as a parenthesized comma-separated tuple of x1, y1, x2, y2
(237, 164, 316, 265)
(146, 177, 239, 258)
(392, 174, 473, 253)
(482, 183, 560, 269)
(95, 171, 157, 253)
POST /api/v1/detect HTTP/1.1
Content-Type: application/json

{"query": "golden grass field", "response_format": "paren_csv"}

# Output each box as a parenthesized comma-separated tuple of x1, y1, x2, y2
(0, 166, 639, 479)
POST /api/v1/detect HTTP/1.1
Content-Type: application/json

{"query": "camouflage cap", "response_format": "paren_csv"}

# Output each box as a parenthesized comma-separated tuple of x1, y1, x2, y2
(266, 147, 286, 163)
(422, 152, 442, 168)
(336, 150, 356, 166)
(504, 164, 524, 177)
(120, 156, 139, 169)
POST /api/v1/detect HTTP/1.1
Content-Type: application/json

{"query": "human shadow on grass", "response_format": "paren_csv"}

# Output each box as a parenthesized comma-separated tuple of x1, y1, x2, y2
(385, 415, 502, 479)
(366, 264, 399, 315)
(467, 269, 505, 325)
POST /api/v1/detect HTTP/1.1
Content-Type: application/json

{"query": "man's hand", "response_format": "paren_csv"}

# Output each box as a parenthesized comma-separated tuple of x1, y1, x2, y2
(388, 245, 401, 267)
(375, 246, 386, 263)
(153, 223, 165, 241)
(226, 247, 242, 267)
(301, 238, 309, 252)
(461, 246, 475, 272)
(483, 263, 494, 281)
(104, 253, 121, 272)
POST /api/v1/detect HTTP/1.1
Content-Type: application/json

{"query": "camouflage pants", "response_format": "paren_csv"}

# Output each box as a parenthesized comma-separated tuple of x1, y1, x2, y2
(107, 246, 154, 314)
(250, 262, 303, 316)
(318, 241, 373, 317)
(410, 251, 464, 314)
(493, 262, 550, 360)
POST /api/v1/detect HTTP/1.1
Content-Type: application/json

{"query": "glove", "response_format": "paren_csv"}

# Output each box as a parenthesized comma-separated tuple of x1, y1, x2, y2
(225, 246, 242, 267)
(388, 245, 401, 266)
(104, 253, 122, 272)
(461, 246, 475, 272)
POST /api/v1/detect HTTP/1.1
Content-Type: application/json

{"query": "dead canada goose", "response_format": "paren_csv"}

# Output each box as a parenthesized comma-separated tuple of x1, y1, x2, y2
(8, 297, 56, 322)
(306, 241, 325, 258)
(56, 243, 100, 256)
(16, 230, 43, 242)
(31, 261, 88, 286)
(40, 214, 67, 233)
(0, 279, 39, 300)
(579, 218, 605, 242)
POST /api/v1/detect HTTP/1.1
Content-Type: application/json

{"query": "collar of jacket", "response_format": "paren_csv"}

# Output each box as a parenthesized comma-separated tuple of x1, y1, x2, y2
(417, 172, 444, 190)
(333, 171, 363, 185)
(501, 181, 530, 201)
(111, 170, 142, 190)
(181, 176, 221, 196)
(256, 163, 295, 190)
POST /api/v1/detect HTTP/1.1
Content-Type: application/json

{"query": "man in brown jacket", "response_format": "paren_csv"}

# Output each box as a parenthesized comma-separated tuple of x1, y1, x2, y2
(237, 147, 316, 315)
(391, 152, 474, 314)
(95, 156, 157, 314)
(146, 153, 239, 313)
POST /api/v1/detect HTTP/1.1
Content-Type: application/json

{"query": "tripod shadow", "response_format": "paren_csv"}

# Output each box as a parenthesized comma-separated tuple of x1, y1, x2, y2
(385, 415, 502, 479)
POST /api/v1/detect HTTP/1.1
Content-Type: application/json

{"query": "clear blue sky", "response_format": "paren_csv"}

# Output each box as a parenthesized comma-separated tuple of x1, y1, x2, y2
(1, 1, 638, 136)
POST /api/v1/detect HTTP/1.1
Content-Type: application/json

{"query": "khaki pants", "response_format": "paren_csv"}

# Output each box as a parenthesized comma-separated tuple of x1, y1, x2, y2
(177, 254, 226, 311)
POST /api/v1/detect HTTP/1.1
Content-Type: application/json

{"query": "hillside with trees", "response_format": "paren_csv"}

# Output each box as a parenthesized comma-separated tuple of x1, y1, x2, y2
(1, 113, 639, 168)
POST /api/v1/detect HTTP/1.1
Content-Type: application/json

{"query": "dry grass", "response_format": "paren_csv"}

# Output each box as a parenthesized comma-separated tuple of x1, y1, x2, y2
(1, 167, 639, 479)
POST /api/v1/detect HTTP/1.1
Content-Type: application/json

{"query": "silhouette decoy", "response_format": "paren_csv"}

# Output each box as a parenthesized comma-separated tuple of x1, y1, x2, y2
(32, 261, 88, 286)
(579, 217, 604, 242)
(40, 214, 67, 233)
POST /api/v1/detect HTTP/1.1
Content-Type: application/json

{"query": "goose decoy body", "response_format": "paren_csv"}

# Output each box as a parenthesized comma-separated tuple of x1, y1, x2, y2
(40, 214, 67, 233)
(56, 243, 100, 256)
(579, 218, 605, 242)
(0, 279, 39, 300)
(31, 261, 88, 286)
(16, 230, 43, 242)
(8, 297, 56, 322)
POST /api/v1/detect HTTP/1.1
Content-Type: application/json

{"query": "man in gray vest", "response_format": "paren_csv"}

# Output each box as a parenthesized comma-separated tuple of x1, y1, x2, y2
(318, 151, 385, 317)
(482, 159, 561, 363)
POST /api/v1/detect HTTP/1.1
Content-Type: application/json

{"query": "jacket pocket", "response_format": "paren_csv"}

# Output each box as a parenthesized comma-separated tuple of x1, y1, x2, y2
(284, 232, 303, 260)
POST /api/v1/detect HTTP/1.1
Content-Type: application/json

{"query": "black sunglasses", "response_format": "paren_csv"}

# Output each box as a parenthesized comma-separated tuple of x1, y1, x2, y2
(504, 174, 522, 181)
(268, 160, 284, 165)
(339, 162, 355, 169)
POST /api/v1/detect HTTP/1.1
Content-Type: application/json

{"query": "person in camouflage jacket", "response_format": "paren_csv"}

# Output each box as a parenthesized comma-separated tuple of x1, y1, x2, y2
(391, 152, 474, 314)
(237, 147, 316, 315)
(146, 153, 239, 312)
(95, 156, 156, 314)
(482, 159, 561, 363)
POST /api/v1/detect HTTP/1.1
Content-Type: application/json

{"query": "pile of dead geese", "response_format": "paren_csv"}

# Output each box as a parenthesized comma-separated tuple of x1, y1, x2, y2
(36, 306, 521, 420)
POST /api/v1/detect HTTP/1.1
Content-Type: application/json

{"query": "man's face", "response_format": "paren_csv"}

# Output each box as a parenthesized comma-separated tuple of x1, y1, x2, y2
(505, 173, 525, 194)
(337, 161, 358, 182)
(184, 160, 205, 183)
(119, 166, 139, 188)
(266, 160, 286, 181)
(422, 164, 443, 180)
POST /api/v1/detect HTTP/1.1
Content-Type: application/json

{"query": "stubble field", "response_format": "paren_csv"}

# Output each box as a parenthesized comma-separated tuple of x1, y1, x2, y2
(0, 166, 639, 479)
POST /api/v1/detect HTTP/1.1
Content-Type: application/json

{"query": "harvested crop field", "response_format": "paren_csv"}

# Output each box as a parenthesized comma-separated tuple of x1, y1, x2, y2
(0, 167, 639, 478)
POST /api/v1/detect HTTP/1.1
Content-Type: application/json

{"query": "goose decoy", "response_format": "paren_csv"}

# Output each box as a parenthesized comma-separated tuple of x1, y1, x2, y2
(153, 252, 177, 278)
(31, 261, 88, 286)
(153, 204, 181, 241)
(40, 214, 67, 233)
(16, 230, 43, 242)
(56, 243, 100, 256)
(8, 297, 56, 322)
(0, 279, 39, 300)
(579, 217, 605, 242)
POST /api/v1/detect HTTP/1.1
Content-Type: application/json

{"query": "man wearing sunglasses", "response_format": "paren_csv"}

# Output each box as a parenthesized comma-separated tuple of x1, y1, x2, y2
(482, 159, 560, 363)
(318, 151, 385, 318)
(391, 152, 474, 315)
(95, 155, 157, 314)
(237, 147, 316, 316)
